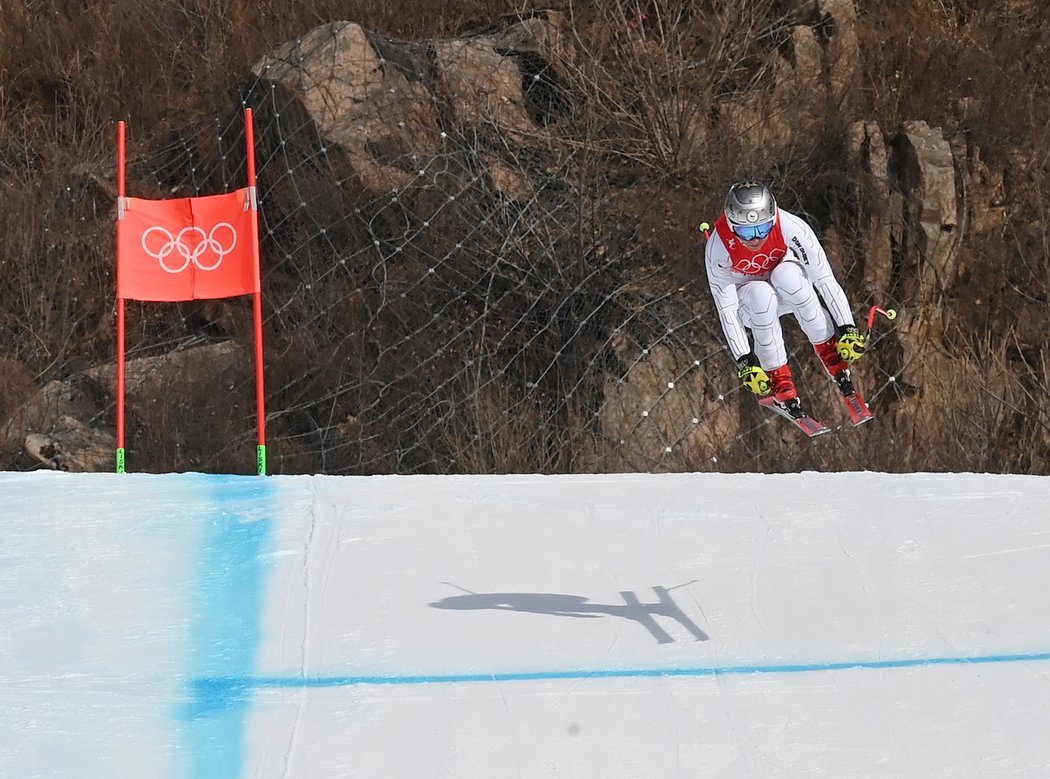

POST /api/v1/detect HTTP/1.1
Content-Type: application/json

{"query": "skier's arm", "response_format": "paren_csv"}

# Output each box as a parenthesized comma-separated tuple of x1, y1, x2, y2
(705, 247, 752, 360)
(812, 269, 854, 329)
(788, 219, 856, 328)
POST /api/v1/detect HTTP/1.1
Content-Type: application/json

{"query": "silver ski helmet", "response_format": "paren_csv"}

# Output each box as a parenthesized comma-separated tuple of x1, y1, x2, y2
(724, 181, 777, 241)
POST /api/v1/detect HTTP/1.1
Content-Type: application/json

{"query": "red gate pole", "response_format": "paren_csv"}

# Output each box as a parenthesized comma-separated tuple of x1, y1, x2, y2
(115, 120, 128, 474)
(245, 108, 268, 476)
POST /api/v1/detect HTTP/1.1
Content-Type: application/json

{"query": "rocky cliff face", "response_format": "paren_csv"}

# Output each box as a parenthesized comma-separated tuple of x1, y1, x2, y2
(3, 2, 1046, 473)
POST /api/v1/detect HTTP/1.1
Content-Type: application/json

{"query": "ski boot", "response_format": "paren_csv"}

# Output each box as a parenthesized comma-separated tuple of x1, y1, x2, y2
(815, 336, 873, 424)
(766, 364, 804, 419)
(815, 337, 854, 394)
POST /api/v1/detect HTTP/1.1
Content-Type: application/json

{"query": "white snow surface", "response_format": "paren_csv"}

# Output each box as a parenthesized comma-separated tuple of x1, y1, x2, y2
(2, 470, 1050, 778)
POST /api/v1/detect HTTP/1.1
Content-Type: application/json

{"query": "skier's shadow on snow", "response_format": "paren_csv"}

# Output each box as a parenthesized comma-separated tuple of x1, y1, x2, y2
(429, 586, 708, 644)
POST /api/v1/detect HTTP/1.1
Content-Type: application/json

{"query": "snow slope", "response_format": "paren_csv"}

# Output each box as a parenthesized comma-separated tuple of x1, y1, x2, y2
(3, 471, 1049, 778)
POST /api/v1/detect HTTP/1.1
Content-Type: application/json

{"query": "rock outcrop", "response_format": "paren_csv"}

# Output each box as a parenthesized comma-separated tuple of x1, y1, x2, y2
(252, 12, 573, 199)
(1, 342, 245, 472)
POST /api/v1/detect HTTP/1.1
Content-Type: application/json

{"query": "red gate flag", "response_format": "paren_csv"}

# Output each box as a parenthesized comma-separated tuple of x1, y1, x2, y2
(115, 110, 268, 476)
(117, 188, 259, 302)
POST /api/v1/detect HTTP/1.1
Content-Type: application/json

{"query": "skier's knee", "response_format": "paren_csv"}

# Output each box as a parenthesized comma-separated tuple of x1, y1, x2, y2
(770, 261, 808, 298)
(740, 282, 778, 326)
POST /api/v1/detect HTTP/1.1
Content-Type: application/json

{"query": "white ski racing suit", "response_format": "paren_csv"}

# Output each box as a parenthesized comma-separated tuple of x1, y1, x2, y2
(704, 208, 856, 370)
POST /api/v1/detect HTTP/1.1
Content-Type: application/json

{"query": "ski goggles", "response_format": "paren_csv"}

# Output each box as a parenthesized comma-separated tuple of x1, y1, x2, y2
(732, 220, 774, 241)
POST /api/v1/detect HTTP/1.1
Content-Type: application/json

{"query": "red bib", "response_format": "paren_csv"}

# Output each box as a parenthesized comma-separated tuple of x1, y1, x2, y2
(714, 215, 788, 276)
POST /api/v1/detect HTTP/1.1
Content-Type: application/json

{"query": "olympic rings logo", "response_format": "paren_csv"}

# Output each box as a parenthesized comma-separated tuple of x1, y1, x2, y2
(141, 224, 238, 274)
(733, 249, 784, 275)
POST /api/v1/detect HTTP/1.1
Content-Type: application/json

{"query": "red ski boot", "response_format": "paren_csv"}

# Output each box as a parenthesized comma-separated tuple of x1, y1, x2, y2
(815, 336, 856, 396)
(815, 336, 873, 424)
(757, 363, 828, 435)
(766, 364, 798, 404)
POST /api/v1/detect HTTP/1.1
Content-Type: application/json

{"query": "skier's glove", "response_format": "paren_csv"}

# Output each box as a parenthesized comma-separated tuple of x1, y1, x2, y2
(737, 354, 772, 396)
(836, 325, 868, 364)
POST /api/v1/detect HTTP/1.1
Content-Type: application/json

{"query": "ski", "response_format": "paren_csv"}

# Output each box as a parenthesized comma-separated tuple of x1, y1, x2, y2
(757, 396, 831, 437)
(840, 388, 874, 425)
(828, 304, 897, 427)
(830, 371, 874, 426)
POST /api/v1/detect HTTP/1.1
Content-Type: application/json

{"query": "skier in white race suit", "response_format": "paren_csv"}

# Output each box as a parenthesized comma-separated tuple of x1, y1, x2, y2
(704, 181, 867, 412)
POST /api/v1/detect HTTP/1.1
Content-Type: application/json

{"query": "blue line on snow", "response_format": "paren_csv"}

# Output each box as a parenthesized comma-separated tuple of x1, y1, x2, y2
(178, 474, 276, 779)
(194, 650, 1050, 694)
